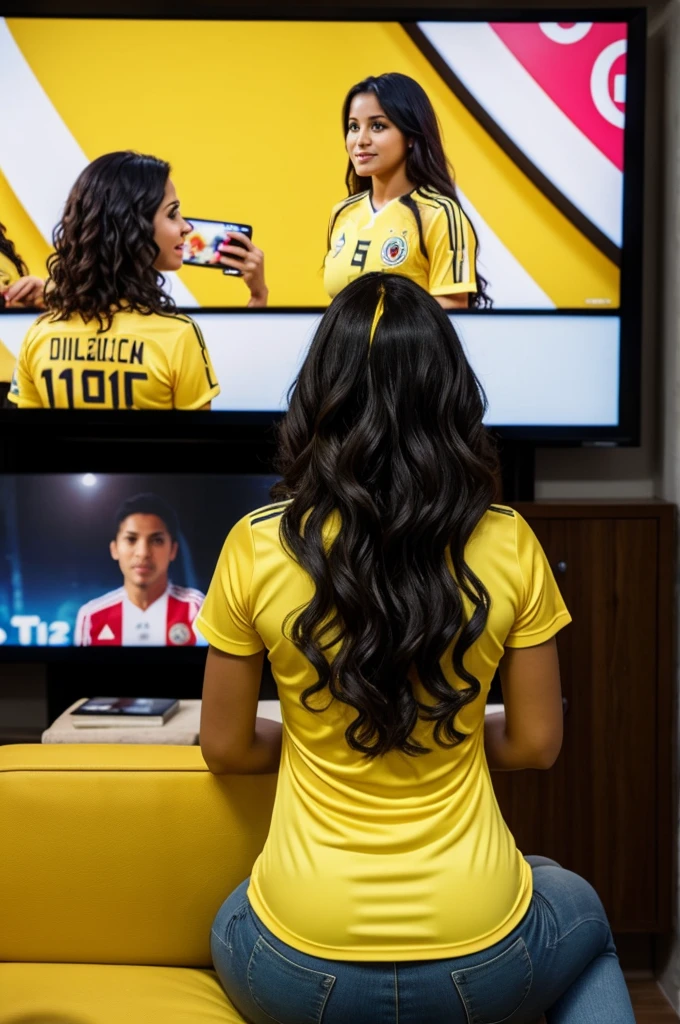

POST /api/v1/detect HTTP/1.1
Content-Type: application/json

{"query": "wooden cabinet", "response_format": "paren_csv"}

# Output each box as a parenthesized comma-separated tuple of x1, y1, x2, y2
(492, 502, 674, 935)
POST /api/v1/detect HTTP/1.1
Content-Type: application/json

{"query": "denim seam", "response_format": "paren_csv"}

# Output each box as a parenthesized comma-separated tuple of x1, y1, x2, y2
(532, 889, 559, 950)
(210, 927, 229, 950)
(554, 916, 610, 947)
(247, 935, 337, 1024)
(223, 899, 249, 953)
(394, 962, 399, 1024)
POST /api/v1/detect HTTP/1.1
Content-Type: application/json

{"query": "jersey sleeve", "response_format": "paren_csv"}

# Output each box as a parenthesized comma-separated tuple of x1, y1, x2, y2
(170, 318, 221, 410)
(8, 324, 43, 408)
(196, 514, 265, 655)
(426, 202, 478, 297)
(505, 513, 572, 648)
(327, 198, 349, 250)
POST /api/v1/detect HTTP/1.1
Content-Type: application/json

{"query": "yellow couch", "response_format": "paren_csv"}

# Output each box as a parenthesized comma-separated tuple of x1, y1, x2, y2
(0, 744, 277, 1024)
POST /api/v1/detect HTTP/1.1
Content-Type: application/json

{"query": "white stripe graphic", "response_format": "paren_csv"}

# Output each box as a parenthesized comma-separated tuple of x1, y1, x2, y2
(456, 187, 554, 308)
(0, 19, 199, 307)
(418, 22, 623, 247)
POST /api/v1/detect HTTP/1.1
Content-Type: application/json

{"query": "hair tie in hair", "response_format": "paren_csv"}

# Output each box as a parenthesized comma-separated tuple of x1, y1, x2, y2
(369, 290, 385, 347)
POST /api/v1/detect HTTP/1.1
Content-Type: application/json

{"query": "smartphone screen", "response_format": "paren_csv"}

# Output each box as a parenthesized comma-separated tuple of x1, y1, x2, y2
(182, 219, 253, 276)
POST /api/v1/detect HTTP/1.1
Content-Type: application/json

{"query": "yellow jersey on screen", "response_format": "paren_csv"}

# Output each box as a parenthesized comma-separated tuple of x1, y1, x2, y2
(324, 187, 478, 300)
(8, 308, 220, 410)
(0, 251, 20, 383)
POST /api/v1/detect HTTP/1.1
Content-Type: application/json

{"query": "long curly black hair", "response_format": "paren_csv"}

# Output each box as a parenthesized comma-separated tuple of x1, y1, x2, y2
(45, 151, 176, 332)
(341, 73, 492, 309)
(273, 273, 499, 758)
(0, 223, 28, 278)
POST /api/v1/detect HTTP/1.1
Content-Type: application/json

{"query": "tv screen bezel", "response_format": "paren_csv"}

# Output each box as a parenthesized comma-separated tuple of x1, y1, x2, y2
(0, 6, 645, 448)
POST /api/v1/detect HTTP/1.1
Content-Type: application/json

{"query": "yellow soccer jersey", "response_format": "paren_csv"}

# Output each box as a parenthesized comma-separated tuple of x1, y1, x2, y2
(8, 308, 220, 410)
(0, 252, 20, 383)
(324, 187, 478, 300)
(198, 503, 571, 961)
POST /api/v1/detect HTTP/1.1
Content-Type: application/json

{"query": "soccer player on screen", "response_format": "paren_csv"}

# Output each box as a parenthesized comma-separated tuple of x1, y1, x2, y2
(324, 73, 491, 309)
(74, 493, 205, 647)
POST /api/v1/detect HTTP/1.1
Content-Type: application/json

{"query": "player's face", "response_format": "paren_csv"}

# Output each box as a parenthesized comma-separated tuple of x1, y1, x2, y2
(346, 93, 409, 180)
(110, 514, 178, 590)
(153, 178, 192, 271)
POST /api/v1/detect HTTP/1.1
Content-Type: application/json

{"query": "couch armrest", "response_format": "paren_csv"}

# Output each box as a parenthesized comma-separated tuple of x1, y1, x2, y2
(0, 744, 277, 966)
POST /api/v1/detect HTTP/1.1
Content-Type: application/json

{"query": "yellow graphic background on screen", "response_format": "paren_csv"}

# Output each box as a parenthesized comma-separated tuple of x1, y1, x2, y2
(7, 19, 619, 308)
(0, 164, 51, 280)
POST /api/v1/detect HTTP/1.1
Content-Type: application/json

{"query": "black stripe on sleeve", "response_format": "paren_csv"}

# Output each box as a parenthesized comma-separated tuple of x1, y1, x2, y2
(176, 314, 218, 390)
(250, 509, 286, 526)
(328, 192, 369, 247)
(438, 196, 465, 284)
(489, 505, 515, 517)
(249, 502, 289, 521)
(416, 189, 458, 282)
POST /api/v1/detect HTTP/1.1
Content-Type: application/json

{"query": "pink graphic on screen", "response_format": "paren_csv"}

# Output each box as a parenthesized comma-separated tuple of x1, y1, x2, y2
(490, 22, 627, 170)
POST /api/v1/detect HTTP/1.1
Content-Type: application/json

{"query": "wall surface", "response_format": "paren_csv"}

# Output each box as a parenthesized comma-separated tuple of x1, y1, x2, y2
(655, 0, 680, 1011)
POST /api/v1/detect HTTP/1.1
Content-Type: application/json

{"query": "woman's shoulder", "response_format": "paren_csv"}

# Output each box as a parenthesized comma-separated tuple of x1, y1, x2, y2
(247, 500, 292, 526)
(410, 187, 474, 244)
(223, 502, 291, 555)
(331, 190, 370, 214)
(21, 311, 66, 345)
(411, 186, 467, 221)
(411, 185, 461, 207)
(327, 191, 368, 236)
(112, 307, 201, 340)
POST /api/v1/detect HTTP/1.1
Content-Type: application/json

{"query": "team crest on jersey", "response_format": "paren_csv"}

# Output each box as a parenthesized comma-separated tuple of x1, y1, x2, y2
(381, 235, 408, 267)
(169, 622, 191, 646)
(333, 232, 346, 258)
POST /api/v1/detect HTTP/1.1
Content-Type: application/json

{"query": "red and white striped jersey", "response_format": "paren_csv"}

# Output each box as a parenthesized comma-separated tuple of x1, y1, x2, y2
(74, 583, 205, 647)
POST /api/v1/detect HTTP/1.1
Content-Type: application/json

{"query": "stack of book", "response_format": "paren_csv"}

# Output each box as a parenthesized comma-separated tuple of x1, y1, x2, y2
(70, 697, 180, 727)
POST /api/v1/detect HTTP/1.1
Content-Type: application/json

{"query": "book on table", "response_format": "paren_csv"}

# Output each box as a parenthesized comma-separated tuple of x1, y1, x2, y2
(69, 697, 180, 728)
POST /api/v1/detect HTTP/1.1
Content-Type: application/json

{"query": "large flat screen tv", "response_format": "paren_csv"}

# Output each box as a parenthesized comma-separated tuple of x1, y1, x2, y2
(0, 10, 644, 442)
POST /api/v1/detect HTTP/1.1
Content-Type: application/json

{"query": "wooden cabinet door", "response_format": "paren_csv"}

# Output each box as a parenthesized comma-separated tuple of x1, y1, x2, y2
(491, 517, 660, 931)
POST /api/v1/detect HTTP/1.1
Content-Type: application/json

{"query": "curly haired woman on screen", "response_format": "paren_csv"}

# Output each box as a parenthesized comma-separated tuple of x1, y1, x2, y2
(9, 151, 265, 409)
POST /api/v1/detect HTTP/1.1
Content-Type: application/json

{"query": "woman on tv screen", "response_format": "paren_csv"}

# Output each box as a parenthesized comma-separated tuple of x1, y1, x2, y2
(324, 72, 490, 310)
(7, 151, 265, 410)
(198, 273, 633, 1023)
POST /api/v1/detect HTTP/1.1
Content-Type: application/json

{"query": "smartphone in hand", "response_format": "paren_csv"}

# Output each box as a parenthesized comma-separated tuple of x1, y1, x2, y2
(182, 219, 253, 277)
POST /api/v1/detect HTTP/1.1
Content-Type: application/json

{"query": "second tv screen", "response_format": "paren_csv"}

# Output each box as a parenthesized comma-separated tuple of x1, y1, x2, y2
(0, 474, 278, 649)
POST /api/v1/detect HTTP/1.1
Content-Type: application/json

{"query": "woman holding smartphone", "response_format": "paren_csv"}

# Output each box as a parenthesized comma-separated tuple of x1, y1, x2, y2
(9, 151, 266, 410)
(324, 73, 490, 309)
(199, 272, 633, 1024)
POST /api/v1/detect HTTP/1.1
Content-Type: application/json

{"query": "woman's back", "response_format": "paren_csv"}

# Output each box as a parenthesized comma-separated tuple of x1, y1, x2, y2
(9, 308, 219, 409)
(201, 272, 634, 1024)
(198, 498, 570, 958)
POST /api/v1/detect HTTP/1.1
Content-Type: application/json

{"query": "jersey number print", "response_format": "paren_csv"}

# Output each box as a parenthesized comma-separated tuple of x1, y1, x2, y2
(40, 368, 150, 408)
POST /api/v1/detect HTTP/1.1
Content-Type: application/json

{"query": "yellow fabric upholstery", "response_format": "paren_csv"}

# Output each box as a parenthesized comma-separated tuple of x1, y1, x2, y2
(0, 963, 244, 1023)
(0, 967, 552, 1024)
(0, 744, 278, 1023)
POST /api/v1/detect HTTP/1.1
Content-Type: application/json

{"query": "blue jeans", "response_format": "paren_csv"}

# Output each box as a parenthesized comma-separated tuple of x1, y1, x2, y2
(210, 857, 635, 1024)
